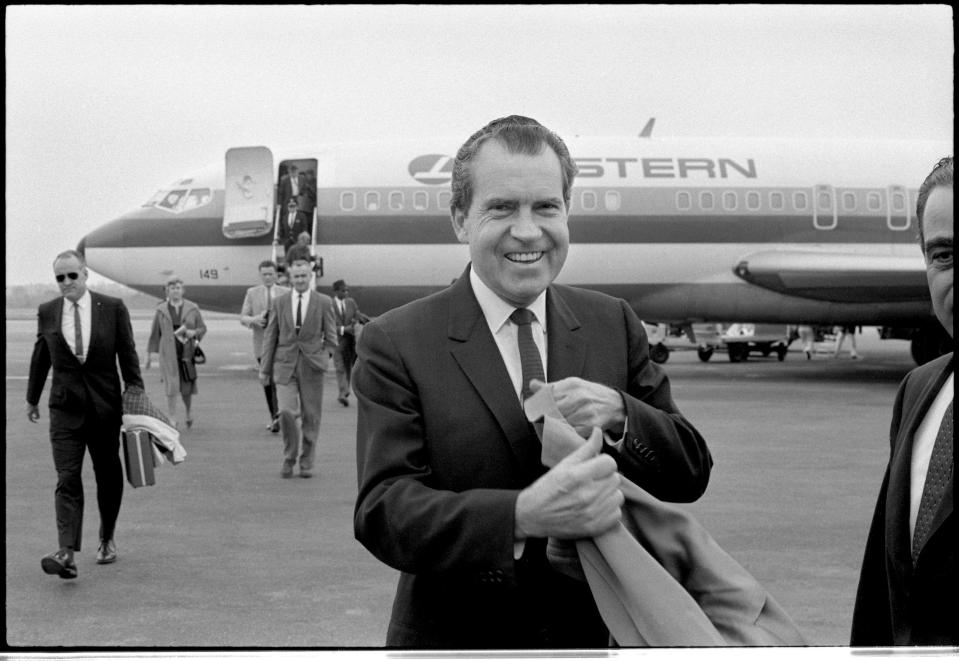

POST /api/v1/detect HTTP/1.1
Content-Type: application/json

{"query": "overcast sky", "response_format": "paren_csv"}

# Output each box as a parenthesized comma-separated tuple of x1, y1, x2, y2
(6, 4, 954, 286)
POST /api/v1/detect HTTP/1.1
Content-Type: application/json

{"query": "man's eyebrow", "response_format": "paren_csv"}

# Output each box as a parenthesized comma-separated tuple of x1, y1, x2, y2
(924, 236, 954, 253)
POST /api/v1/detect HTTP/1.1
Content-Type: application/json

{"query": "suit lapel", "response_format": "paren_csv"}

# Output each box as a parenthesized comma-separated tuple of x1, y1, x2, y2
(86, 293, 101, 360)
(885, 355, 954, 572)
(545, 286, 587, 381)
(447, 273, 541, 474)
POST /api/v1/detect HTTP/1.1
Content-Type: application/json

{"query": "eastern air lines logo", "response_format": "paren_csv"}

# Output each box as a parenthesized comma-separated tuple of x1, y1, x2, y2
(408, 154, 453, 185)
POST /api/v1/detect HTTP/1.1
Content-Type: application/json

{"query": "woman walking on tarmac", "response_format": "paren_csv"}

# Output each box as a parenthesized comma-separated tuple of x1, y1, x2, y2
(146, 275, 207, 429)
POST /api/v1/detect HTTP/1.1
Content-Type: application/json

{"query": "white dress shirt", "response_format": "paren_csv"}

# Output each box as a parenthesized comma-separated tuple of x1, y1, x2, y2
(291, 288, 312, 328)
(62, 290, 92, 361)
(909, 372, 954, 542)
(469, 268, 547, 404)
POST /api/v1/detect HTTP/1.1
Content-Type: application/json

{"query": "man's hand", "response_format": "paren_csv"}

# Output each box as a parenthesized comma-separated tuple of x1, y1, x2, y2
(26, 402, 40, 423)
(255, 312, 268, 328)
(514, 428, 624, 540)
(530, 378, 626, 437)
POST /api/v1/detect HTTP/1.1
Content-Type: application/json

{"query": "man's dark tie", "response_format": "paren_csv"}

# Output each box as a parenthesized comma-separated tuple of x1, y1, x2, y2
(265, 287, 272, 323)
(73, 302, 84, 360)
(912, 399, 953, 564)
(510, 308, 545, 400)
(295, 294, 303, 334)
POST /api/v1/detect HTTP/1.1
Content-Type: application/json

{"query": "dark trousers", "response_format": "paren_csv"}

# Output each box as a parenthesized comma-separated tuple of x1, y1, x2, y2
(257, 357, 278, 419)
(49, 416, 123, 552)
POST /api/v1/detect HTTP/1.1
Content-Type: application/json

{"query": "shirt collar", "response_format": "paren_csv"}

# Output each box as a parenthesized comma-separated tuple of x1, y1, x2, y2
(469, 266, 547, 334)
(64, 290, 91, 310)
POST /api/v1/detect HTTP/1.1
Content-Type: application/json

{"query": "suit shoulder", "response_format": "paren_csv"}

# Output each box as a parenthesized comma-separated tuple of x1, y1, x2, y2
(902, 352, 953, 390)
(369, 287, 450, 331)
(90, 291, 126, 308)
(552, 283, 623, 308)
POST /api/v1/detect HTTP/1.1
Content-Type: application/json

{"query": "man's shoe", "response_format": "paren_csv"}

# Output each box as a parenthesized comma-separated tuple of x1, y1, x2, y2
(269, 417, 280, 433)
(281, 464, 294, 478)
(299, 469, 312, 478)
(41, 551, 77, 579)
(337, 396, 349, 407)
(96, 539, 117, 565)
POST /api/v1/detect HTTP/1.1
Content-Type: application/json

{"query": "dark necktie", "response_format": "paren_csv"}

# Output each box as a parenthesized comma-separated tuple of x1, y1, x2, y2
(510, 308, 545, 400)
(73, 302, 84, 360)
(265, 287, 272, 323)
(912, 399, 954, 564)
(295, 294, 303, 333)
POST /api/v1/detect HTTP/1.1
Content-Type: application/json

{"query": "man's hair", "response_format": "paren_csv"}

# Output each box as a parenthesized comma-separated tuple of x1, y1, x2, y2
(450, 115, 577, 215)
(285, 244, 312, 267)
(53, 249, 86, 267)
(333, 279, 346, 291)
(164, 275, 184, 287)
(258, 260, 277, 271)
(917, 156, 953, 245)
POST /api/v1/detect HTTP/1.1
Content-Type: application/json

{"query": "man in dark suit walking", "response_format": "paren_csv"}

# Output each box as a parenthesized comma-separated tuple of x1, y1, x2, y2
(353, 116, 713, 647)
(27, 249, 144, 579)
(851, 157, 955, 646)
(330, 279, 368, 407)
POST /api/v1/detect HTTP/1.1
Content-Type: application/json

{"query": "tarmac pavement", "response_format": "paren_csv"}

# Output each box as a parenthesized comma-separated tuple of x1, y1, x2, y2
(5, 313, 917, 649)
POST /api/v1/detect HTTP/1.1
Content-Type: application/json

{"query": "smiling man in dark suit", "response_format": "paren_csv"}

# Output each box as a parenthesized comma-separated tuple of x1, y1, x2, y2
(353, 116, 713, 648)
(852, 157, 955, 646)
(27, 249, 144, 579)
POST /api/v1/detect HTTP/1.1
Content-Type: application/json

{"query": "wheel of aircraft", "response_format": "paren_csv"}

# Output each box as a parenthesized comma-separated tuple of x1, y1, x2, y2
(776, 345, 788, 361)
(727, 344, 748, 363)
(650, 343, 670, 364)
(697, 347, 714, 362)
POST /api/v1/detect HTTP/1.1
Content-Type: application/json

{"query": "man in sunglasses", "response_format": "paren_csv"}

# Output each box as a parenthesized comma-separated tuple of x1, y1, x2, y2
(26, 249, 144, 579)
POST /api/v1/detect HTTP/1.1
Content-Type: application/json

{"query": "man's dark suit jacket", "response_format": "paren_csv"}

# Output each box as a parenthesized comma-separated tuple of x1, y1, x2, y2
(27, 292, 143, 430)
(353, 268, 712, 647)
(851, 352, 956, 646)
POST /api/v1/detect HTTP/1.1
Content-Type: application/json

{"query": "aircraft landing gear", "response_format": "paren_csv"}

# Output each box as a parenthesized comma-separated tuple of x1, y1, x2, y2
(650, 343, 670, 364)
(697, 346, 714, 362)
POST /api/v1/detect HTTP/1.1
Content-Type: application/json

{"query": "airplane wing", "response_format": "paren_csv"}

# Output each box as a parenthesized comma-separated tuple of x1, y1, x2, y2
(732, 251, 929, 303)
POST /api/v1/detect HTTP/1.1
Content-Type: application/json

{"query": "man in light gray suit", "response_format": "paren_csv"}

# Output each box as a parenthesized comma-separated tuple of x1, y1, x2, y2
(259, 259, 337, 478)
(240, 260, 290, 433)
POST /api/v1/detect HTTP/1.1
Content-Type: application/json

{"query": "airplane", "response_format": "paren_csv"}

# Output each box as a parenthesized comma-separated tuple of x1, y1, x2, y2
(78, 129, 953, 365)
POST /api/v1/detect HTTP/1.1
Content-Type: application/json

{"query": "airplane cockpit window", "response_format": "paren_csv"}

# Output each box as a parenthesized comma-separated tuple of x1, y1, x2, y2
(144, 188, 212, 213)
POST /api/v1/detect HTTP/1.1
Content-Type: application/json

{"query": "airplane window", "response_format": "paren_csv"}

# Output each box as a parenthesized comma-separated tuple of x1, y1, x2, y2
(581, 191, 597, 211)
(842, 192, 856, 211)
(676, 191, 691, 210)
(746, 192, 761, 211)
(769, 192, 784, 210)
(389, 191, 404, 211)
(867, 192, 882, 211)
(437, 191, 452, 209)
(365, 191, 380, 211)
(144, 190, 167, 208)
(157, 189, 188, 212)
(604, 191, 621, 212)
(891, 191, 906, 212)
(182, 188, 211, 211)
(699, 191, 714, 210)
(413, 191, 428, 210)
(723, 191, 737, 211)
(793, 192, 808, 210)
(340, 191, 356, 211)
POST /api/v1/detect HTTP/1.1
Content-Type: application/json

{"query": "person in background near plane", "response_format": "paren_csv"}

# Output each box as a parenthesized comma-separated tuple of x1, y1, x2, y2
(277, 163, 302, 210)
(146, 276, 207, 430)
(331, 279, 368, 407)
(27, 249, 144, 579)
(352, 115, 712, 647)
(240, 260, 290, 433)
(833, 324, 860, 359)
(797, 324, 815, 359)
(280, 198, 309, 253)
(259, 258, 338, 478)
(852, 156, 955, 646)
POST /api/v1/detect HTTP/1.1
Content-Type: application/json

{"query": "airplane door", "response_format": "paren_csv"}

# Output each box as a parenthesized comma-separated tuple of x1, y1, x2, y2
(813, 184, 837, 230)
(223, 146, 275, 238)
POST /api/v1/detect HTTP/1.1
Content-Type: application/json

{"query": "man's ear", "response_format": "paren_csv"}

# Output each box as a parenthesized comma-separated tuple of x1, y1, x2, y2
(450, 208, 469, 244)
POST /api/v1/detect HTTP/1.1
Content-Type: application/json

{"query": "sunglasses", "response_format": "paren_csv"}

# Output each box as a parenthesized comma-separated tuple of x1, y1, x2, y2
(55, 272, 80, 283)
